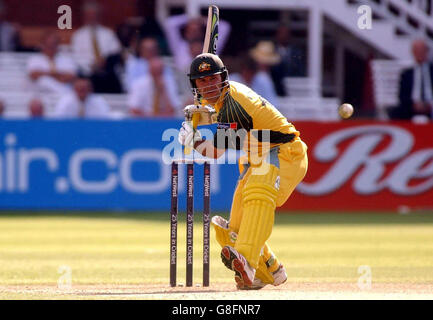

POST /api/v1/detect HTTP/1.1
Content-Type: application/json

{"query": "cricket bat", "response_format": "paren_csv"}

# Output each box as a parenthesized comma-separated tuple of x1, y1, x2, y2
(185, 5, 219, 155)
(202, 5, 219, 55)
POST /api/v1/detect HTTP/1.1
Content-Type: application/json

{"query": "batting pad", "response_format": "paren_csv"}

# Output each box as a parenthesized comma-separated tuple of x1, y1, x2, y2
(235, 164, 279, 269)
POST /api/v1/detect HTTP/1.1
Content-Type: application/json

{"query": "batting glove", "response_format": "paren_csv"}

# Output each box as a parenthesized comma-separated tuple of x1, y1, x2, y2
(178, 121, 203, 148)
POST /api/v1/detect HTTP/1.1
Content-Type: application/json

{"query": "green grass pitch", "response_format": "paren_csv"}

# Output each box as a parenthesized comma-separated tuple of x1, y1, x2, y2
(0, 211, 432, 299)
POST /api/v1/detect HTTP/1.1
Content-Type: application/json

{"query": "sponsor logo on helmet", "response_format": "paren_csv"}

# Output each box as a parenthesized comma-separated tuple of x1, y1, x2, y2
(198, 62, 211, 73)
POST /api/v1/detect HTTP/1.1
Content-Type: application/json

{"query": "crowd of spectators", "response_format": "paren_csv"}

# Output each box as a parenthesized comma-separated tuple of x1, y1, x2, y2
(1, 0, 432, 122)
(0, 0, 310, 120)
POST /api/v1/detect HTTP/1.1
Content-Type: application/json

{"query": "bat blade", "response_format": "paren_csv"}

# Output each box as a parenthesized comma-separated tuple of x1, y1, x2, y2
(203, 5, 219, 54)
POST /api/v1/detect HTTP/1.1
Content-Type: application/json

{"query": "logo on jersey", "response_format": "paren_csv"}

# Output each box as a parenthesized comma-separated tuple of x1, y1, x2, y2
(198, 62, 211, 73)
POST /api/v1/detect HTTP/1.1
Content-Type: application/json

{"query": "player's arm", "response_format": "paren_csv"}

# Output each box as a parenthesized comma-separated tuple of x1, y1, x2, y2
(49, 71, 76, 83)
(194, 140, 225, 159)
(29, 70, 49, 81)
(194, 126, 245, 158)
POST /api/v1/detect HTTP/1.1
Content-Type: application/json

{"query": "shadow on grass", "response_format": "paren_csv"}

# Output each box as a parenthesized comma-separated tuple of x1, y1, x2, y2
(0, 210, 432, 225)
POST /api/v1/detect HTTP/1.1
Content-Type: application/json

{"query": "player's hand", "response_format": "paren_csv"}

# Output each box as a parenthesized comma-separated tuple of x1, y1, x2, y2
(178, 121, 202, 148)
(184, 104, 217, 125)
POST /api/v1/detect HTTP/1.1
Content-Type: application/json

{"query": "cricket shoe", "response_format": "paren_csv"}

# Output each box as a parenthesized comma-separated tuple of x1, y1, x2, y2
(236, 264, 287, 290)
(221, 246, 256, 289)
(271, 264, 288, 286)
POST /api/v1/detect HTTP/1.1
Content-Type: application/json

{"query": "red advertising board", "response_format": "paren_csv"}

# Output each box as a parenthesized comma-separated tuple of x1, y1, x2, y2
(279, 121, 433, 211)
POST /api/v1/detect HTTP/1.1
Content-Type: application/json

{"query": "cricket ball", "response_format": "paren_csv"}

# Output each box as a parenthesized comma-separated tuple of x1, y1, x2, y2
(338, 103, 354, 119)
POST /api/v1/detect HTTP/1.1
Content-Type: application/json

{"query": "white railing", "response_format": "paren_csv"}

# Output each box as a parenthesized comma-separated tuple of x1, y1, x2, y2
(395, 0, 433, 19)
(278, 97, 341, 121)
(362, 0, 433, 41)
(284, 78, 319, 98)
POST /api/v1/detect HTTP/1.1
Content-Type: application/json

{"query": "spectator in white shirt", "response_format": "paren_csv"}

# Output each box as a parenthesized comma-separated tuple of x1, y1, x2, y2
(54, 77, 110, 118)
(27, 31, 77, 94)
(124, 37, 175, 92)
(163, 14, 231, 73)
(71, 1, 121, 78)
(128, 57, 180, 118)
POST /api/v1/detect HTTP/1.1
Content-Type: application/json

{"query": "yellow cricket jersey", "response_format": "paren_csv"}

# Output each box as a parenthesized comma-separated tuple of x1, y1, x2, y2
(202, 81, 300, 153)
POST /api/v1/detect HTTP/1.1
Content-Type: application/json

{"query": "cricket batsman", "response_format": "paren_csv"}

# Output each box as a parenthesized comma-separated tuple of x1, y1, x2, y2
(178, 53, 308, 289)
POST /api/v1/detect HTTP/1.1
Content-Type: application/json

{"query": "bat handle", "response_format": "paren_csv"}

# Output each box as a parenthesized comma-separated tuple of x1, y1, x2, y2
(184, 113, 200, 155)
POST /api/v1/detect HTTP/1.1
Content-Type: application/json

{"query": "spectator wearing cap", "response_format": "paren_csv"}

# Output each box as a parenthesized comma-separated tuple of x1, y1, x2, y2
(128, 57, 180, 118)
(247, 41, 280, 107)
(27, 31, 77, 94)
(71, 1, 121, 92)
(54, 77, 110, 118)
